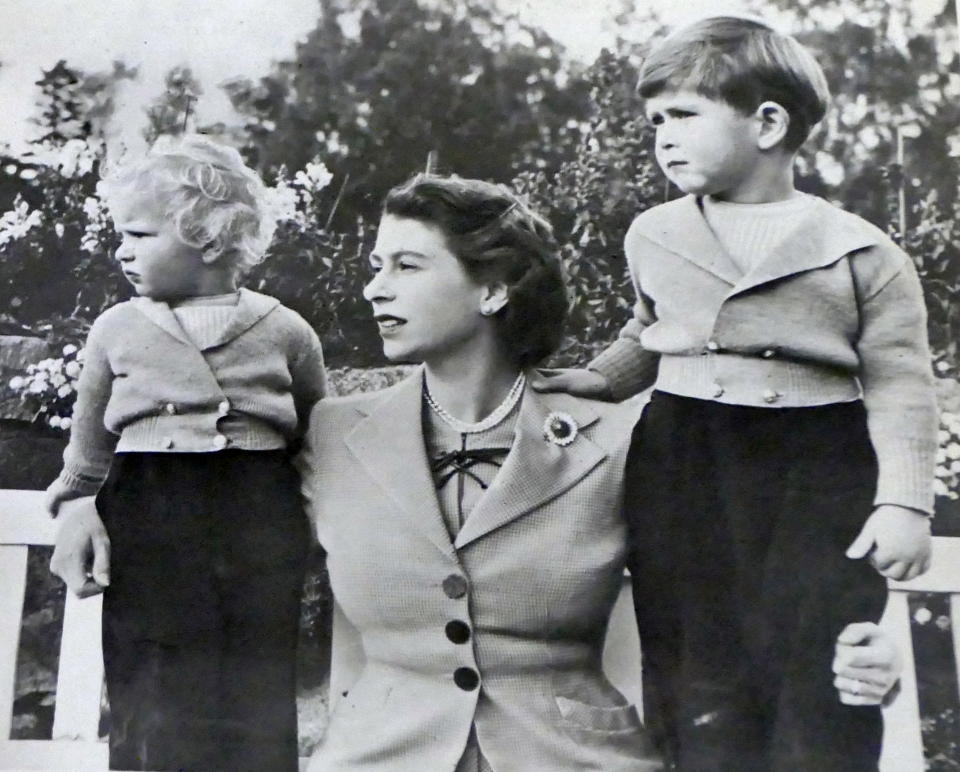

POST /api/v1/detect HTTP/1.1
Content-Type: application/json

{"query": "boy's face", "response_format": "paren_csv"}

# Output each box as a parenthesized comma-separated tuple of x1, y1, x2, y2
(110, 192, 210, 301)
(646, 89, 764, 202)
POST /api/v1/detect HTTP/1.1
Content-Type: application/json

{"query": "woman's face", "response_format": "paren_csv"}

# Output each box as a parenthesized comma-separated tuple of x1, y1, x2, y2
(364, 215, 493, 364)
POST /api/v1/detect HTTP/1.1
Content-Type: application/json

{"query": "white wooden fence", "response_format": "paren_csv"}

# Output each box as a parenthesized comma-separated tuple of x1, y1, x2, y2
(2, 488, 959, 771)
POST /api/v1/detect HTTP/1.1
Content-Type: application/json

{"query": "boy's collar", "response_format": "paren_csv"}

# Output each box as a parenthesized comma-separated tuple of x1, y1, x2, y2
(631, 194, 886, 294)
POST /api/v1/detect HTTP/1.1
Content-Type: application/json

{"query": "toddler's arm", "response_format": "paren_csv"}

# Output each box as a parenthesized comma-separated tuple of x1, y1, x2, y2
(288, 315, 328, 432)
(46, 317, 118, 516)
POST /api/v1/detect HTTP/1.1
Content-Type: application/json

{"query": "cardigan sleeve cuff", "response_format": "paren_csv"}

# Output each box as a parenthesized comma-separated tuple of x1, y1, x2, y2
(588, 339, 659, 402)
(872, 437, 937, 516)
(56, 463, 110, 498)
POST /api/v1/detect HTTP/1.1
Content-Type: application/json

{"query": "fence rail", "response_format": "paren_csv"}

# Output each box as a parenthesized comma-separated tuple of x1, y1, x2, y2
(2, 489, 959, 771)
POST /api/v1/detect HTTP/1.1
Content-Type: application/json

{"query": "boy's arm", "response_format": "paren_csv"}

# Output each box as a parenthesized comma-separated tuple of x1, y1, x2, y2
(587, 293, 660, 401)
(46, 320, 119, 515)
(586, 226, 661, 400)
(847, 249, 937, 580)
(856, 252, 938, 515)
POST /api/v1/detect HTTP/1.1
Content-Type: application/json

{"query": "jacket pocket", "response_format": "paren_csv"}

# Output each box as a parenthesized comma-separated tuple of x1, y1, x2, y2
(555, 694, 644, 734)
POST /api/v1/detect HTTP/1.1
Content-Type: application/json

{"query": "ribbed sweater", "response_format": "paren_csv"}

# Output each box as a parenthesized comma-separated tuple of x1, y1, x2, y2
(589, 194, 938, 514)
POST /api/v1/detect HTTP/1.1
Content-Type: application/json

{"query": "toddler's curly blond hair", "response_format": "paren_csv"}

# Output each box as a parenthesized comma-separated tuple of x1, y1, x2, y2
(100, 134, 275, 277)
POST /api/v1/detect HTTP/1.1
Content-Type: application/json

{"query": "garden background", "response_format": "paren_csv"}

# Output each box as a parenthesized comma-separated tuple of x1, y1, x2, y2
(0, 0, 958, 766)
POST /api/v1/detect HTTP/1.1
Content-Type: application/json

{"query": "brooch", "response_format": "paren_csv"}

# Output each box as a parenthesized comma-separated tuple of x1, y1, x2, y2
(543, 411, 578, 446)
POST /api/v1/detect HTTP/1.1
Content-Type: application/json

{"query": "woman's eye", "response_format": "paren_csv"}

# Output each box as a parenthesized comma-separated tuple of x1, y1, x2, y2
(398, 261, 418, 271)
(648, 114, 663, 126)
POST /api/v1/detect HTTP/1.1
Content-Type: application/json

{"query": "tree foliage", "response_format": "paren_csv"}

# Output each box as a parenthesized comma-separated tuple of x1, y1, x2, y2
(223, 0, 592, 224)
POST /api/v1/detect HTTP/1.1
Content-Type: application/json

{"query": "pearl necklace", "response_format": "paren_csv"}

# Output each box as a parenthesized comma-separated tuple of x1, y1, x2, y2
(424, 372, 526, 434)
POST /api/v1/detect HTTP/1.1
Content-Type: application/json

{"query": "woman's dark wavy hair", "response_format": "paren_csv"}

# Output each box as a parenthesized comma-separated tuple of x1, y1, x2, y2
(382, 173, 568, 369)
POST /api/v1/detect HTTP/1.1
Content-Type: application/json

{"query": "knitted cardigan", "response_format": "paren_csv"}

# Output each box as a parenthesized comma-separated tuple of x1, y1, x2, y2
(589, 194, 938, 514)
(56, 288, 327, 495)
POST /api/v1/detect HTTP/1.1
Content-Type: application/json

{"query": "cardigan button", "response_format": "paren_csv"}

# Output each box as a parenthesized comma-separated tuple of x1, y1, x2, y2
(161, 436, 174, 449)
(217, 399, 231, 416)
(762, 348, 777, 359)
(445, 620, 471, 644)
(442, 574, 468, 599)
(762, 389, 781, 404)
(164, 402, 177, 415)
(453, 667, 479, 691)
(706, 340, 720, 352)
(213, 434, 229, 449)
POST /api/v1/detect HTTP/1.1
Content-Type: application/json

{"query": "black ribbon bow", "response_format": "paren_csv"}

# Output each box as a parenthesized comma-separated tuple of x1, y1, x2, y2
(430, 447, 511, 490)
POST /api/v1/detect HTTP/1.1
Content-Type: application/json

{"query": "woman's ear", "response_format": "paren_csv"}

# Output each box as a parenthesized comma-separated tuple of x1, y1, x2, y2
(755, 101, 790, 151)
(479, 281, 509, 316)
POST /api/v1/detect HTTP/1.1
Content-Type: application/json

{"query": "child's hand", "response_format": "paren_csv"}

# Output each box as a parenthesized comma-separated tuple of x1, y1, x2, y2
(50, 497, 111, 598)
(44, 478, 81, 518)
(845, 504, 932, 581)
(530, 368, 613, 400)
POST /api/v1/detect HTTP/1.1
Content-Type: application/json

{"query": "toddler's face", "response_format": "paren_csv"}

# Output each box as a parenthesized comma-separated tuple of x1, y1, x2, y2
(110, 193, 208, 301)
(646, 89, 762, 202)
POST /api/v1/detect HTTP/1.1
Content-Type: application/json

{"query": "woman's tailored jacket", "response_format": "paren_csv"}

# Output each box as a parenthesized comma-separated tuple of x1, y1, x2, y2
(297, 369, 660, 771)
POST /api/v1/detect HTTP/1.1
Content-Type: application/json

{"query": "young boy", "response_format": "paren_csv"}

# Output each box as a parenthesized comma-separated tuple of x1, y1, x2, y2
(535, 16, 936, 771)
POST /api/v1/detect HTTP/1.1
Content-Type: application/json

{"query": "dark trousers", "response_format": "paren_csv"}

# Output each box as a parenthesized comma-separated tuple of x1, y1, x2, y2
(97, 451, 310, 772)
(624, 393, 887, 772)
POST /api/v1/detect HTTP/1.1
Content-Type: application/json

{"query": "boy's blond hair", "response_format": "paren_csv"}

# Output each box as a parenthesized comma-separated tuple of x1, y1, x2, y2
(639, 15, 831, 151)
(100, 134, 276, 277)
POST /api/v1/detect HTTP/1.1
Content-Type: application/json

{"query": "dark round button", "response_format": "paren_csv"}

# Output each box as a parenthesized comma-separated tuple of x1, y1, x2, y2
(445, 620, 471, 644)
(442, 574, 468, 599)
(453, 667, 479, 691)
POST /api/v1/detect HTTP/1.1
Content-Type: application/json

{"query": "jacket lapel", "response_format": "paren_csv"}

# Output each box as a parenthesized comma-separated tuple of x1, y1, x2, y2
(636, 195, 881, 298)
(344, 368, 456, 561)
(454, 388, 606, 550)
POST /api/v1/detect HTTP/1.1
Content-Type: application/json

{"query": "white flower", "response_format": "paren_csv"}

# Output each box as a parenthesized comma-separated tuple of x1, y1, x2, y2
(50, 373, 67, 388)
(48, 415, 62, 428)
(60, 417, 72, 430)
(62, 343, 78, 356)
(815, 151, 845, 186)
(0, 196, 43, 248)
(8, 376, 24, 390)
(946, 442, 960, 460)
(933, 479, 949, 496)
(57, 384, 73, 398)
(54, 223, 65, 239)
(294, 160, 334, 194)
(913, 607, 932, 625)
(266, 180, 303, 226)
(27, 379, 46, 394)
(64, 360, 81, 378)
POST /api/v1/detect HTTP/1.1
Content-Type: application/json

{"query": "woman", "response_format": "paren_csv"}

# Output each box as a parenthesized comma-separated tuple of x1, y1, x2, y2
(51, 174, 901, 771)
(295, 174, 897, 771)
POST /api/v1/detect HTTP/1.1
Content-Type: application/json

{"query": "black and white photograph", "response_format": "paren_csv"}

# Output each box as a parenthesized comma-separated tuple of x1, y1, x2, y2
(0, 0, 958, 770)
